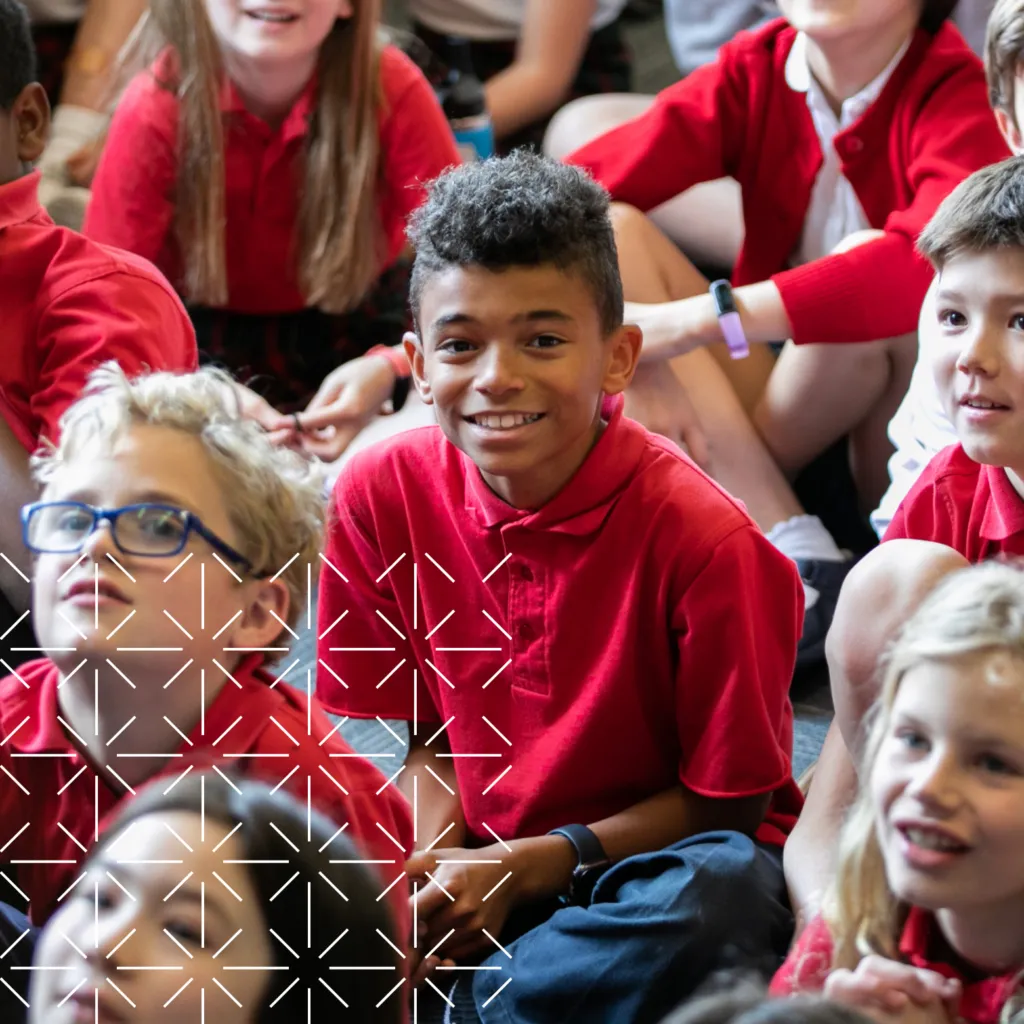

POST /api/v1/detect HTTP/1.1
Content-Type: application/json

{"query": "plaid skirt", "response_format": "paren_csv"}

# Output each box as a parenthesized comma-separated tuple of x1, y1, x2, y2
(413, 19, 633, 154)
(190, 261, 412, 413)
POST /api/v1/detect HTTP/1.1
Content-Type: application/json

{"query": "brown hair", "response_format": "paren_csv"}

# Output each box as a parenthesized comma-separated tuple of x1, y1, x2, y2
(124, 1, 386, 312)
(987, 0, 1024, 124)
(917, 154, 1024, 268)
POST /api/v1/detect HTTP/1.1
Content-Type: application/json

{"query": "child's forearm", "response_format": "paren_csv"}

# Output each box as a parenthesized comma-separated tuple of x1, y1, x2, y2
(484, 0, 595, 139)
(58, 0, 148, 111)
(632, 280, 793, 362)
(0, 415, 36, 613)
(400, 729, 467, 852)
(512, 785, 771, 903)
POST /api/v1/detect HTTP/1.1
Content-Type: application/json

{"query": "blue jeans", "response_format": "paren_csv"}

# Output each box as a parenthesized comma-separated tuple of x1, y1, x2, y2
(0, 902, 35, 1023)
(472, 831, 792, 1024)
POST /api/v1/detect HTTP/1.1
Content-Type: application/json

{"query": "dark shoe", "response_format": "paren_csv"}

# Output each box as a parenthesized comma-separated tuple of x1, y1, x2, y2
(795, 557, 855, 670)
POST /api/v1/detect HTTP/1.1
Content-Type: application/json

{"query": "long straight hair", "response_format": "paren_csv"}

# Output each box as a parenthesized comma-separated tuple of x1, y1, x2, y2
(823, 562, 1024, 1021)
(124, 0, 386, 312)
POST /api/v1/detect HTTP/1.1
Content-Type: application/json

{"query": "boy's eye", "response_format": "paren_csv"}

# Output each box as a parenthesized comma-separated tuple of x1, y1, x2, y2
(529, 334, 564, 349)
(1010, 314, 1024, 332)
(976, 753, 1018, 776)
(136, 508, 187, 540)
(437, 338, 476, 355)
(938, 309, 966, 329)
(895, 728, 929, 752)
(54, 509, 92, 533)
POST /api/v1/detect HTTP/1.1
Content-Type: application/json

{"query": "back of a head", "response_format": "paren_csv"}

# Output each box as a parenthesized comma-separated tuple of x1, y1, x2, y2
(918, 155, 1024, 269)
(986, 0, 1024, 120)
(661, 975, 873, 1024)
(0, 0, 34, 110)
(408, 150, 624, 336)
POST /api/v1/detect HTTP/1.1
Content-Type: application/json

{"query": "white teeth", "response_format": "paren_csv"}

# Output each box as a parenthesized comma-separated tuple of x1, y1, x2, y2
(249, 10, 296, 22)
(471, 413, 542, 430)
(905, 827, 963, 852)
(966, 398, 998, 409)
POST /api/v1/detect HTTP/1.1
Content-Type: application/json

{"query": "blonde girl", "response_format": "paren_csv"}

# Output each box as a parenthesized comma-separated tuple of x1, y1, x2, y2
(772, 561, 1024, 1024)
(84, 0, 460, 460)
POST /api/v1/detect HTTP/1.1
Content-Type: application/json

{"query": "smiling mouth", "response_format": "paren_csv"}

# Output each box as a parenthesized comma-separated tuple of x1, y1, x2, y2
(245, 9, 299, 23)
(464, 413, 544, 430)
(899, 826, 970, 854)
(961, 397, 1010, 411)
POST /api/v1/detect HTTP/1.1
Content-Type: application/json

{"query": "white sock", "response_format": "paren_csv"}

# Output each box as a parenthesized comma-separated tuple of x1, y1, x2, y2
(765, 515, 844, 613)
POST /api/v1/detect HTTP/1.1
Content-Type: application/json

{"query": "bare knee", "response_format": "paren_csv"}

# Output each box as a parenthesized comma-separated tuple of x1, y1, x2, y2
(826, 540, 969, 743)
(543, 93, 653, 160)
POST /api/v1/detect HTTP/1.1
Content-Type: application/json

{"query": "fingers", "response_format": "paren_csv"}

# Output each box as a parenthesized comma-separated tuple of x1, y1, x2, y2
(299, 423, 362, 462)
(824, 957, 961, 1017)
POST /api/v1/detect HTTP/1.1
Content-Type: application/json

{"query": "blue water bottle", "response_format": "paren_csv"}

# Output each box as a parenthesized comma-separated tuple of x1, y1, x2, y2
(439, 39, 494, 162)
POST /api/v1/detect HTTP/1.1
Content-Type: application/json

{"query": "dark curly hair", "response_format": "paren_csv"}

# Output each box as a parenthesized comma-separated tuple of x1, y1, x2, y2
(0, 0, 34, 110)
(408, 150, 624, 336)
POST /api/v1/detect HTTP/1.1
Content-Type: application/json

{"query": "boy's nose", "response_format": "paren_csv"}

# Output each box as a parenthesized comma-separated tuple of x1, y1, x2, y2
(956, 325, 1001, 377)
(475, 347, 524, 392)
(81, 519, 118, 561)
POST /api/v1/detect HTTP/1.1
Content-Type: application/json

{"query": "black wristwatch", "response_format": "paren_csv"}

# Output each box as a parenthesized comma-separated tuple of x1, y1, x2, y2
(548, 824, 610, 906)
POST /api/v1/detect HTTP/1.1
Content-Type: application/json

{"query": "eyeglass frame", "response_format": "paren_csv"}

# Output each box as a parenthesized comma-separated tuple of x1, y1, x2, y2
(20, 501, 262, 576)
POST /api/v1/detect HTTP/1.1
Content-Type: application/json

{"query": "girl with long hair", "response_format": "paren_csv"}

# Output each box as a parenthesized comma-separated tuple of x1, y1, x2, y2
(83, 0, 459, 461)
(772, 561, 1024, 1024)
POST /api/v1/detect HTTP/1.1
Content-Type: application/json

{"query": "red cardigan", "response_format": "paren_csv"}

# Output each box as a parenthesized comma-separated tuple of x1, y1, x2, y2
(567, 20, 1010, 345)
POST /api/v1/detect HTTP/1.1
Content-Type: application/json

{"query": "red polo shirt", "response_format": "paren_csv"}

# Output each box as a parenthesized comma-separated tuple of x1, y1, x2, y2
(0, 655, 412, 933)
(771, 911, 1019, 1023)
(0, 171, 196, 451)
(84, 46, 460, 314)
(566, 20, 1009, 346)
(883, 445, 1024, 558)
(317, 398, 804, 848)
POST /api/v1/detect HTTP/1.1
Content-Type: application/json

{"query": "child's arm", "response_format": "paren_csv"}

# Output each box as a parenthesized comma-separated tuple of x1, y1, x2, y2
(82, 71, 179, 271)
(0, 413, 37, 613)
(400, 729, 466, 852)
(484, 0, 598, 140)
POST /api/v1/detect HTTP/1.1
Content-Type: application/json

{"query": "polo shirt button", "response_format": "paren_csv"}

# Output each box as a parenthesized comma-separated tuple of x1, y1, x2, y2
(519, 564, 534, 582)
(517, 622, 534, 642)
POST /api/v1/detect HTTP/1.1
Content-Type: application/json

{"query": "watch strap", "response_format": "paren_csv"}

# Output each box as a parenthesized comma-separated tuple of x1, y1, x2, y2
(548, 824, 608, 870)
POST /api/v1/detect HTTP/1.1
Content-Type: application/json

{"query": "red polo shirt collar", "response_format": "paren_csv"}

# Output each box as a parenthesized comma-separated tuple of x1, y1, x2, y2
(979, 465, 1024, 543)
(899, 908, 1020, 1023)
(8, 654, 276, 775)
(0, 170, 43, 232)
(463, 393, 646, 535)
(218, 70, 318, 143)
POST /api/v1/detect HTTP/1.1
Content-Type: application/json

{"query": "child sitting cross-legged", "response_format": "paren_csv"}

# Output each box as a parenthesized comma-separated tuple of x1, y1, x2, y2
(0, 363, 412, 1010)
(316, 152, 804, 1024)
(774, 561, 1024, 1024)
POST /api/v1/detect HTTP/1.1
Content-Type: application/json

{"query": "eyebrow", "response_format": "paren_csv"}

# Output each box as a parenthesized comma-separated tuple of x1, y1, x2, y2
(936, 288, 1024, 306)
(61, 489, 194, 510)
(430, 310, 575, 331)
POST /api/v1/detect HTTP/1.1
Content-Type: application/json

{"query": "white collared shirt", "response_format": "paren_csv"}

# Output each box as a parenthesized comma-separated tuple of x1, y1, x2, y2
(787, 31, 912, 266)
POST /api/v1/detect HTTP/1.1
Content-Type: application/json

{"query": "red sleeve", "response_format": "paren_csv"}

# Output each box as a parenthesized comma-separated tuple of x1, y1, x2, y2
(377, 47, 461, 264)
(316, 461, 441, 724)
(773, 62, 1010, 345)
(770, 915, 835, 995)
(674, 524, 802, 799)
(564, 36, 749, 211)
(83, 70, 179, 277)
(33, 266, 198, 447)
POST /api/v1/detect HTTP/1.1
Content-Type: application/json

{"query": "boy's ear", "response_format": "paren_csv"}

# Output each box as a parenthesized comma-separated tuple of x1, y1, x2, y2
(229, 578, 291, 651)
(404, 331, 433, 406)
(995, 106, 1024, 156)
(600, 323, 643, 397)
(12, 83, 49, 164)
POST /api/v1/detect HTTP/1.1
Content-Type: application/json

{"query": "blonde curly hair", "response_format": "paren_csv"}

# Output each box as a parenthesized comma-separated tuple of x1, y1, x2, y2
(31, 363, 326, 634)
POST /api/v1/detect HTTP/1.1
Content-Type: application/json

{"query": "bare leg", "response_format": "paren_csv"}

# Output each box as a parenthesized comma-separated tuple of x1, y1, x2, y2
(610, 202, 804, 531)
(545, 94, 745, 271)
(754, 331, 918, 509)
(784, 540, 969, 925)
